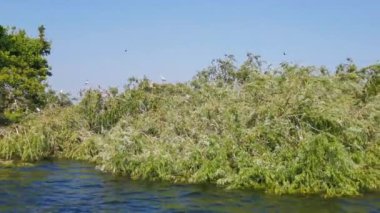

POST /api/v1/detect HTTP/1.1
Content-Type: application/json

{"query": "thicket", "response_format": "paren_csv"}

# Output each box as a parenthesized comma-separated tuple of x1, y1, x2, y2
(0, 26, 58, 124)
(0, 54, 379, 197)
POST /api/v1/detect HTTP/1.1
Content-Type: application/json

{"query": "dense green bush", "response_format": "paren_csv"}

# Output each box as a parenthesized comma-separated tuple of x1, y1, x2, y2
(0, 26, 52, 124)
(0, 55, 379, 197)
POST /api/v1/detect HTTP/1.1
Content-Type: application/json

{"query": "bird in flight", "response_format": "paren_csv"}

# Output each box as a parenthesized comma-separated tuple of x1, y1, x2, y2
(124, 49, 128, 53)
(283, 52, 287, 56)
(160, 75, 166, 82)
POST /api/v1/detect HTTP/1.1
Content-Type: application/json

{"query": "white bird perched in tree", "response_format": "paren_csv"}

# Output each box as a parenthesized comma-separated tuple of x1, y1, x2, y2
(149, 80, 154, 88)
(59, 89, 64, 94)
(36, 107, 41, 113)
(160, 75, 166, 82)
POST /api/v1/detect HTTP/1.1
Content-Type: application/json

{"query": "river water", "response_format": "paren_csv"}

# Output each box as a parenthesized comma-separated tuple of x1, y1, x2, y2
(0, 160, 379, 212)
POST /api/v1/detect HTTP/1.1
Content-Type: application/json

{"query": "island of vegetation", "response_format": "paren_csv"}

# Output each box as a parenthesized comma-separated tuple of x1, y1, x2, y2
(0, 26, 379, 197)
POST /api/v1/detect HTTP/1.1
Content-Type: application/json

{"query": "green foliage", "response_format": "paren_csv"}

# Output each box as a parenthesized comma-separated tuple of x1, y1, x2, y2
(361, 64, 380, 102)
(0, 25, 51, 124)
(0, 55, 379, 197)
(0, 107, 90, 161)
(45, 89, 72, 108)
(78, 88, 128, 133)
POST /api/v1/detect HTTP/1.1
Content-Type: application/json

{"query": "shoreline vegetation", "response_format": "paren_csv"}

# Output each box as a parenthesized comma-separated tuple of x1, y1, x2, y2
(0, 27, 379, 198)
(1, 55, 379, 198)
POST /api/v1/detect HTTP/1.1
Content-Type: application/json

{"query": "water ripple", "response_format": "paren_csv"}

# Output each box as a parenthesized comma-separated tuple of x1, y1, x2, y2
(0, 160, 379, 212)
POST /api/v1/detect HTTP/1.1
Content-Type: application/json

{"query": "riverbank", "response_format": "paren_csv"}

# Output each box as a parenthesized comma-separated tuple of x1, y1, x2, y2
(1, 58, 379, 197)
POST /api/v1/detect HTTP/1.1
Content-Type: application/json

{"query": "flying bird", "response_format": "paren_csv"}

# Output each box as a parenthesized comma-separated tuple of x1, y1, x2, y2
(283, 52, 287, 56)
(160, 75, 166, 82)
(124, 49, 128, 53)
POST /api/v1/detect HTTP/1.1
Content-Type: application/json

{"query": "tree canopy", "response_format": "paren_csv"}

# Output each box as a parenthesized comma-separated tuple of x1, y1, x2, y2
(0, 25, 51, 123)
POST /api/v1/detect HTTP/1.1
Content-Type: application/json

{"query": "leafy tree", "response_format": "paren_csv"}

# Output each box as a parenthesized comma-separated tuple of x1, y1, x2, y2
(193, 53, 270, 86)
(0, 25, 51, 124)
(194, 54, 237, 85)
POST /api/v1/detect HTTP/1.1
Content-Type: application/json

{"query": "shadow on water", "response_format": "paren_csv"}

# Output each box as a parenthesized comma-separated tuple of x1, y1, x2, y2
(0, 160, 379, 212)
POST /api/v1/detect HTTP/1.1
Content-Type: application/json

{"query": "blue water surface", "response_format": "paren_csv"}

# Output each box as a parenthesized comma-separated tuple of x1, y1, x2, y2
(0, 160, 379, 212)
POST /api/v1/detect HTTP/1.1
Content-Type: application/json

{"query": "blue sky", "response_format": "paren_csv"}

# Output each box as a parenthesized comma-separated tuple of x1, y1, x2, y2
(1, 0, 380, 95)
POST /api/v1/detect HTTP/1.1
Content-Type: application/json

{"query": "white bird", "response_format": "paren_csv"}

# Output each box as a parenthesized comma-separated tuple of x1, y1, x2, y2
(149, 81, 154, 88)
(36, 107, 41, 113)
(84, 80, 89, 85)
(59, 89, 64, 94)
(160, 75, 166, 82)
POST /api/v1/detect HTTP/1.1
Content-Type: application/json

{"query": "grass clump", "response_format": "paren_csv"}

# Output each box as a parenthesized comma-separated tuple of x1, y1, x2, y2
(0, 55, 379, 197)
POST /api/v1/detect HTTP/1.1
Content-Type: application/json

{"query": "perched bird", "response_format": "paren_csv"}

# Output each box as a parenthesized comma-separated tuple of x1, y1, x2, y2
(84, 80, 89, 86)
(160, 75, 166, 82)
(149, 81, 154, 88)
(59, 89, 64, 94)
(36, 107, 41, 113)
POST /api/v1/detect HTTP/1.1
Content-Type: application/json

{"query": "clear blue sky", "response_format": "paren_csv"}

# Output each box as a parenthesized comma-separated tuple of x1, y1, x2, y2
(1, 0, 380, 95)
